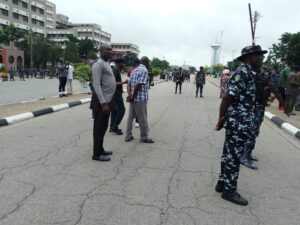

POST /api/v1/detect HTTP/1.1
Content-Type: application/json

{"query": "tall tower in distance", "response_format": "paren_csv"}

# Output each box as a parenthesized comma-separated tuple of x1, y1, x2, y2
(211, 43, 221, 66)
(210, 31, 223, 66)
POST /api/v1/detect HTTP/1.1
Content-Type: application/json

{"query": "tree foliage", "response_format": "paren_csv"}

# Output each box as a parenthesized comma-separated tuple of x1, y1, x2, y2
(267, 32, 300, 66)
(151, 57, 169, 70)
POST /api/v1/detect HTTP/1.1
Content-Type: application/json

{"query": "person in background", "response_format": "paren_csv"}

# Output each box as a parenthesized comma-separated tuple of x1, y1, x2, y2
(9, 67, 15, 81)
(277, 63, 292, 110)
(285, 65, 300, 116)
(66, 62, 74, 95)
(220, 69, 230, 98)
(57, 58, 68, 97)
(109, 57, 127, 135)
(174, 67, 184, 94)
(195, 66, 206, 98)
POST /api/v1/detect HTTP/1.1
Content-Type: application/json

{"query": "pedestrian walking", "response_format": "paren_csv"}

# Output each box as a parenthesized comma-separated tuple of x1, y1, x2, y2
(90, 44, 116, 162)
(215, 45, 267, 206)
(195, 66, 206, 97)
(125, 56, 154, 144)
(109, 57, 127, 135)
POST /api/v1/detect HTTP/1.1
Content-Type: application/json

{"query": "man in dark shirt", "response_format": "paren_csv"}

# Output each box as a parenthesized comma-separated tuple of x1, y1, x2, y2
(195, 66, 206, 97)
(110, 57, 128, 135)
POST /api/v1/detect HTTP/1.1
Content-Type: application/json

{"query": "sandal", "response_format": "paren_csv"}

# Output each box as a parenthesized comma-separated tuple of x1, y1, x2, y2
(141, 138, 155, 143)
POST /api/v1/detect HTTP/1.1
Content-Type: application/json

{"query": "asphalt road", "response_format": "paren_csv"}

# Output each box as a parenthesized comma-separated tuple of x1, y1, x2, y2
(0, 78, 87, 106)
(0, 81, 299, 225)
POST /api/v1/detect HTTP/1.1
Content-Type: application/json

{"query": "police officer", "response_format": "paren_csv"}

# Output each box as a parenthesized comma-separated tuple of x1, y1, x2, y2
(195, 66, 206, 97)
(241, 68, 284, 169)
(215, 45, 267, 206)
(174, 67, 184, 94)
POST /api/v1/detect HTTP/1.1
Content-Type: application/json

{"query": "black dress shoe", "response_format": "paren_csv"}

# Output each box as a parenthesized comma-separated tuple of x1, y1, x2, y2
(92, 155, 111, 161)
(125, 136, 134, 142)
(249, 154, 258, 161)
(222, 191, 248, 206)
(101, 151, 113, 156)
(215, 180, 224, 193)
(112, 129, 123, 135)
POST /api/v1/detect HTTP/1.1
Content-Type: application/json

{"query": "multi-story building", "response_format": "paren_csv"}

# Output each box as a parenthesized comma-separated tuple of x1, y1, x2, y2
(111, 43, 140, 58)
(0, 0, 56, 35)
(47, 14, 111, 47)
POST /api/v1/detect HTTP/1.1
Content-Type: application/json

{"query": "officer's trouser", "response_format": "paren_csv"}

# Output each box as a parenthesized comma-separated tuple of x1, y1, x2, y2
(219, 130, 251, 192)
(175, 81, 182, 93)
(243, 104, 265, 159)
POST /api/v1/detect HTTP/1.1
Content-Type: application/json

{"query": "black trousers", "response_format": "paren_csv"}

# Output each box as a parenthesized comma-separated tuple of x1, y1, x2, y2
(175, 81, 182, 93)
(196, 84, 203, 96)
(93, 109, 110, 157)
(110, 93, 125, 129)
(59, 77, 67, 92)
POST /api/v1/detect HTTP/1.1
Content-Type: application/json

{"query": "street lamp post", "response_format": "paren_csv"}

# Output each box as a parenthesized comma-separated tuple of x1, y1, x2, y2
(30, 29, 33, 68)
(62, 45, 66, 63)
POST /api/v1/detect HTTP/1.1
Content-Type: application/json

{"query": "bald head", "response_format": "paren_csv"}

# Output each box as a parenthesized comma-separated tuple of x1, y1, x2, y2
(100, 44, 112, 52)
(140, 56, 150, 68)
(100, 44, 112, 61)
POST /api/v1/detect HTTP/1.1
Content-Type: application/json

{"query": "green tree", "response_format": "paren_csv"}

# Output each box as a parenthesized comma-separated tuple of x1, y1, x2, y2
(65, 41, 80, 63)
(268, 32, 300, 65)
(211, 64, 224, 77)
(0, 25, 26, 45)
(226, 59, 240, 72)
(124, 52, 138, 67)
(78, 38, 98, 59)
(151, 57, 170, 69)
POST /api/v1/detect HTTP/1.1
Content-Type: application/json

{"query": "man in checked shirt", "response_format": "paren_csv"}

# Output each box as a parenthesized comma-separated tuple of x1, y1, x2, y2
(125, 56, 154, 143)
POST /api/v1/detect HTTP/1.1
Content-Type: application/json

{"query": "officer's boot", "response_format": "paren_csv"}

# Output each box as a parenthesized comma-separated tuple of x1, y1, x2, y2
(222, 191, 248, 206)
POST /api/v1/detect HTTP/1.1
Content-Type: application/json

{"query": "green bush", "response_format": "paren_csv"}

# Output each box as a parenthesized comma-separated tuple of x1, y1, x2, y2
(74, 63, 91, 84)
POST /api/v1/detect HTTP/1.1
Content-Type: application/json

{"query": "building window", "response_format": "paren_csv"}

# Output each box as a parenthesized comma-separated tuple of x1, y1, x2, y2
(39, 21, 44, 27)
(13, 13, 19, 19)
(22, 15, 28, 22)
(8, 56, 15, 64)
(32, 18, 37, 24)
(39, 8, 44, 14)
(1, 9, 9, 16)
(12, 0, 18, 5)
(22, 2, 28, 8)
(31, 5, 36, 12)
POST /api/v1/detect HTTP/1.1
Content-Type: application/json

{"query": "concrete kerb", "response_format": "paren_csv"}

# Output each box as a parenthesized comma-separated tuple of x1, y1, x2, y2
(0, 98, 91, 127)
(207, 77, 300, 140)
(0, 80, 169, 128)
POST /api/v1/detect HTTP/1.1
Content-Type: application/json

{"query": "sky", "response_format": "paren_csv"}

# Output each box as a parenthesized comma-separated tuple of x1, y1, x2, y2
(50, 0, 300, 67)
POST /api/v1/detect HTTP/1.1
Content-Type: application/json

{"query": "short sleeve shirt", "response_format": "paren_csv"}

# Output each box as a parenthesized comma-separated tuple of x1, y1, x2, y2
(129, 64, 149, 102)
(224, 64, 257, 132)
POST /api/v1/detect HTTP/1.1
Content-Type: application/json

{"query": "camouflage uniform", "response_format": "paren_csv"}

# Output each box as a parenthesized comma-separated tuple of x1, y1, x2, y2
(219, 63, 257, 192)
(243, 73, 270, 162)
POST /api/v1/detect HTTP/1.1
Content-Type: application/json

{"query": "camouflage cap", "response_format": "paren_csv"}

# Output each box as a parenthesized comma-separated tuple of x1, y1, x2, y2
(237, 45, 268, 61)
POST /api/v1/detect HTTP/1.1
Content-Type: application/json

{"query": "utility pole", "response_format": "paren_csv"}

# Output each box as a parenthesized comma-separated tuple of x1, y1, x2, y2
(248, 3, 255, 46)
